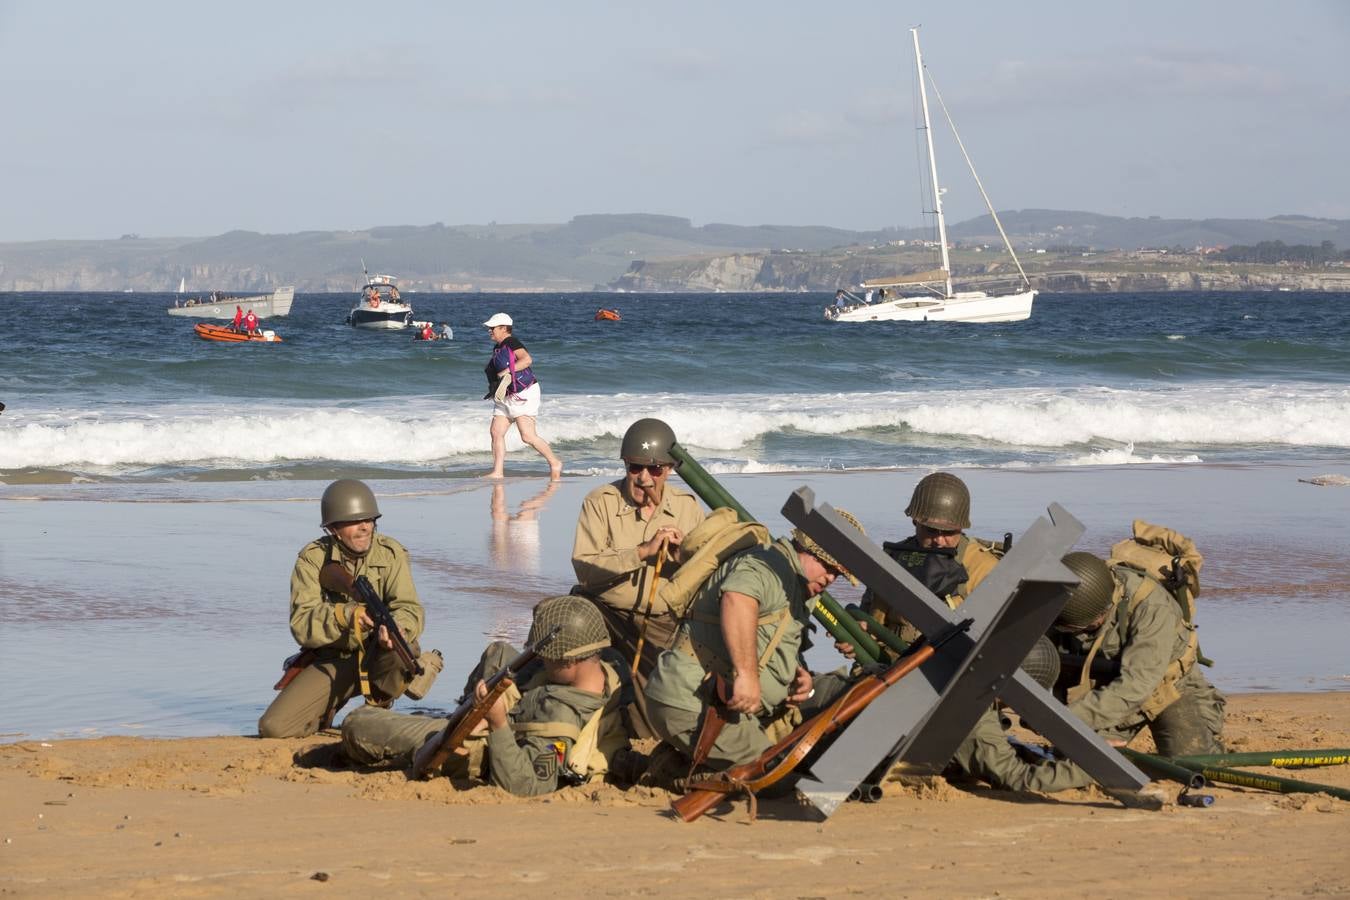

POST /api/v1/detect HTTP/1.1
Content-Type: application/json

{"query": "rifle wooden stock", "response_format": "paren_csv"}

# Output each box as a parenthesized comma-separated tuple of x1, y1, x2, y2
(410, 625, 562, 779)
(671, 618, 973, 822)
(319, 562, 422, 676)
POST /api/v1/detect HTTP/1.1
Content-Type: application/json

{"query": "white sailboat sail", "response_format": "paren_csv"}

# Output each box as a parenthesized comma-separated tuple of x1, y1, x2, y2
(178, 277, 186, 293)
(827, 27, 1035, 324)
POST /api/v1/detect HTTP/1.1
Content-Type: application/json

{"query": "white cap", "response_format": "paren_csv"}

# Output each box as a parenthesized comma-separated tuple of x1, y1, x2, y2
(482, 312, 513, 328)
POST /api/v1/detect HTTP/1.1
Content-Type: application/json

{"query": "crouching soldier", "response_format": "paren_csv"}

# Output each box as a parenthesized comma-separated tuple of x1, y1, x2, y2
(643, 513, 865, 774)
(341, 595, 632, 797)
(862, 472, 1003, 644)
(1049, 552, 1225, 756)
(258, 479, 426, 739)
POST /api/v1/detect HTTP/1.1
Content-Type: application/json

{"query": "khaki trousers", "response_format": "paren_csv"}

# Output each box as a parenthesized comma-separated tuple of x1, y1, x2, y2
(257, 641, 420, 739)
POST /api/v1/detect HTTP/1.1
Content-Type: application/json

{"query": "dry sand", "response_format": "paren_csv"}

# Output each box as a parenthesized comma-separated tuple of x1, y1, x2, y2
(3, 691, 1347, 898)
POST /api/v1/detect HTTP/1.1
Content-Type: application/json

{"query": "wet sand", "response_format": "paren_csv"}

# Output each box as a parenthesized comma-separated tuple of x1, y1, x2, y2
(3, 463, 1347, 740)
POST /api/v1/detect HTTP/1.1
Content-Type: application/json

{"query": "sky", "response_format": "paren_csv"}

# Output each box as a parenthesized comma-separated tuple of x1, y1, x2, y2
(1, 0, 1347, 241)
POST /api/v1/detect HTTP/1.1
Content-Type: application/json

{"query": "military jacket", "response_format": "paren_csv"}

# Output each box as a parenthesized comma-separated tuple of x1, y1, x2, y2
(486, 662, 616, 797)
(1058, 569, 1191, 732)
(645, 538, 811, 715)
(571, 480, 705, 611)
(289, 533, 424, 653)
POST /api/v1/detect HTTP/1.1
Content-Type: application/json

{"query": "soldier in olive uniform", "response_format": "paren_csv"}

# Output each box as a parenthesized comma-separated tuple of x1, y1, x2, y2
(571, 418, 705, 679)
(1050, 552, 1225, 756)
(858, 472, 1002, 644)
(341, 595, 630, 796)
(643, 513, 865, 770)
(944, 636, 1097, 792)
(258, 479, 425, 739)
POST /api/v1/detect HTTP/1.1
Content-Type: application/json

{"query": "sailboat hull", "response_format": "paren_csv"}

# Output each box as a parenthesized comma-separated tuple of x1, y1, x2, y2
(829, 289, 1035, 323)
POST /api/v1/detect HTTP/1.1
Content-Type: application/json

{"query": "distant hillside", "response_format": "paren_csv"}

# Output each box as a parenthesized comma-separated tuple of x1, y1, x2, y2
(1, 211, 1346, 292)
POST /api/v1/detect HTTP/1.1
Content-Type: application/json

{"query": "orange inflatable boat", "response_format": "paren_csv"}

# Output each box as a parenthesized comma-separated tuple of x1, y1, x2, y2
(194, 323, 284, 343)
(594, 308, 621, 322)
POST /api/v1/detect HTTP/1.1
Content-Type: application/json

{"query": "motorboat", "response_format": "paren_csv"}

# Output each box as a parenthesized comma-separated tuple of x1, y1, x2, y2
(347, 267, 413, 330)
(168, 286, 296, 319)
(826, 28, 1035, 325)
(194, 323, 283, 343)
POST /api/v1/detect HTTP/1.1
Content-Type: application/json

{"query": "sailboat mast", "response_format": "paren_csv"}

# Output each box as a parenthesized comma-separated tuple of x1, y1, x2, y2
(911, 27, 952, 298)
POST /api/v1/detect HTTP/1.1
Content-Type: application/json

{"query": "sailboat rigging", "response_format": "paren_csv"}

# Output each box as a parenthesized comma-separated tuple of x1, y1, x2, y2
(827, 27, 1036, 324)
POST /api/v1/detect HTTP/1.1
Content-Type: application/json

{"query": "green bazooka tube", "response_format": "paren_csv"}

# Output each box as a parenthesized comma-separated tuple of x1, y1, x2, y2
(1170, 749, 1350, 769)
(847, 604, 910, 656)
(1118, 748, 1207, 790)
(1164, 756, 1350, 802)
(669, 442, 886, 666)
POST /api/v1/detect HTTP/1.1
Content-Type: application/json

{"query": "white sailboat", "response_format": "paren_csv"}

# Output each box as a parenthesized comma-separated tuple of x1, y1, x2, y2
(178, 276, 186, 294)
(828, 27, 1035, 324)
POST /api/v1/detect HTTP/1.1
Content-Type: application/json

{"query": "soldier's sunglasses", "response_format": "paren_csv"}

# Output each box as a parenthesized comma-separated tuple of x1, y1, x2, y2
(626, 462, 669, 476)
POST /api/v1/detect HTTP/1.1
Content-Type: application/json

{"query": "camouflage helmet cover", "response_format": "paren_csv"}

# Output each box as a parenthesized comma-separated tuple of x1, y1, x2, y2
(320, 479, 381, 527)
(1020, 634, 1062, 690)
(1057, 552, 1118, 628)
(905, 472, 971, 530)
(620, 418, 678, 467)
(791, 508, 866, 586)
(528, 595, 611, 661)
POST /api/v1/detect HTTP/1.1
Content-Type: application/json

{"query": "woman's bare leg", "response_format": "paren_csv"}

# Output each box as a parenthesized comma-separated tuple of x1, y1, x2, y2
(486, 414, 511, 479)
(514, 415, 563, 480)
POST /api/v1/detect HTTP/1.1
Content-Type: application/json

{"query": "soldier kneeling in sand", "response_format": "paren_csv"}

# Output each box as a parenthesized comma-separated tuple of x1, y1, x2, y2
(1049, 552, 1225, 757)
(341, 596, 633, 797)
(258, 479, 428, 739)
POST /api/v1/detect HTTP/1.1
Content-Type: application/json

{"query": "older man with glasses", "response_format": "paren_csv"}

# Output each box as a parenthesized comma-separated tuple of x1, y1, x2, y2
(570, 418, 706, 685)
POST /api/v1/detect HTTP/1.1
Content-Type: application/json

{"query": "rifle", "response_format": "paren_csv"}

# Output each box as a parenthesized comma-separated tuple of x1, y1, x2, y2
(318, 561, 423, 678)
(410, 625, 562, 779)
(671, 618, 974, 823)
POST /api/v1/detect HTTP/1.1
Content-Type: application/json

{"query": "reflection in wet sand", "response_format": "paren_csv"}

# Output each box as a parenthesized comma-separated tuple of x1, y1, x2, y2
(485, 481, 561, 638)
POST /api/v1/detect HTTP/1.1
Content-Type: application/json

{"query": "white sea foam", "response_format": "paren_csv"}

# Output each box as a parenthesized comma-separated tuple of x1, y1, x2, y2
(3, 383, 1349, 470)
(1052, 444, 1204, 467)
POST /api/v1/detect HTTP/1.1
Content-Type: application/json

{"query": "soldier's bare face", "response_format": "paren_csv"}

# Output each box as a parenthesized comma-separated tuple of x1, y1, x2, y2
(624, 461, 669, 508)
(800, 552, 840, 597)
(331, 518, 375, 555)
(914, 522, 961, 550)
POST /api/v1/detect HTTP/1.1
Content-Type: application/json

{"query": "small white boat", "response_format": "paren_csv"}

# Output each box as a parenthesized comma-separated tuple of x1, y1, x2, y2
(346, 266, 413, 330)
(827, 28, 1035, 325)
(167, 286, 296, 319)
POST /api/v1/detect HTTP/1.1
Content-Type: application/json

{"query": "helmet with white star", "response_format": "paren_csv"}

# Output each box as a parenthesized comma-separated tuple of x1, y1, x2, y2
(619, 418, 678, 467)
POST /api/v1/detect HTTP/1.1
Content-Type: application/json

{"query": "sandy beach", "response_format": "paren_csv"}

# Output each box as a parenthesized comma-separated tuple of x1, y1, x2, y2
(3, 465, 1348, 896)
(3, 691, 1348, 898)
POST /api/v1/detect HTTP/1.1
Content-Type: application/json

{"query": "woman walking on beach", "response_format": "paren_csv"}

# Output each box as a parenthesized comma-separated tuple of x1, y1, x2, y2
(482, 312, 563, 480)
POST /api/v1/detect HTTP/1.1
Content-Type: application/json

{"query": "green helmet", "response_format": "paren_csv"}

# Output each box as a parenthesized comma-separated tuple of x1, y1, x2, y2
(528, 595, 611, 661)
(905, 472, 971, 530)
(620, 418, 677, 467)
(1057, 552, 1117, 629)
(1020, 635, 1061, 690)
(320, 479, 381, 527)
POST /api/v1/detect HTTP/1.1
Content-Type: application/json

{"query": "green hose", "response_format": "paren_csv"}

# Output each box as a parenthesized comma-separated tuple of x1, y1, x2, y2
(846, 603, 910, 656)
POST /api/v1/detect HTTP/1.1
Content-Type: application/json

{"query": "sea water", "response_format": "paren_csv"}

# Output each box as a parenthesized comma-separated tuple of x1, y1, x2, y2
(1, 291, 1348, 480)
(1, 291, 1347, 740)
